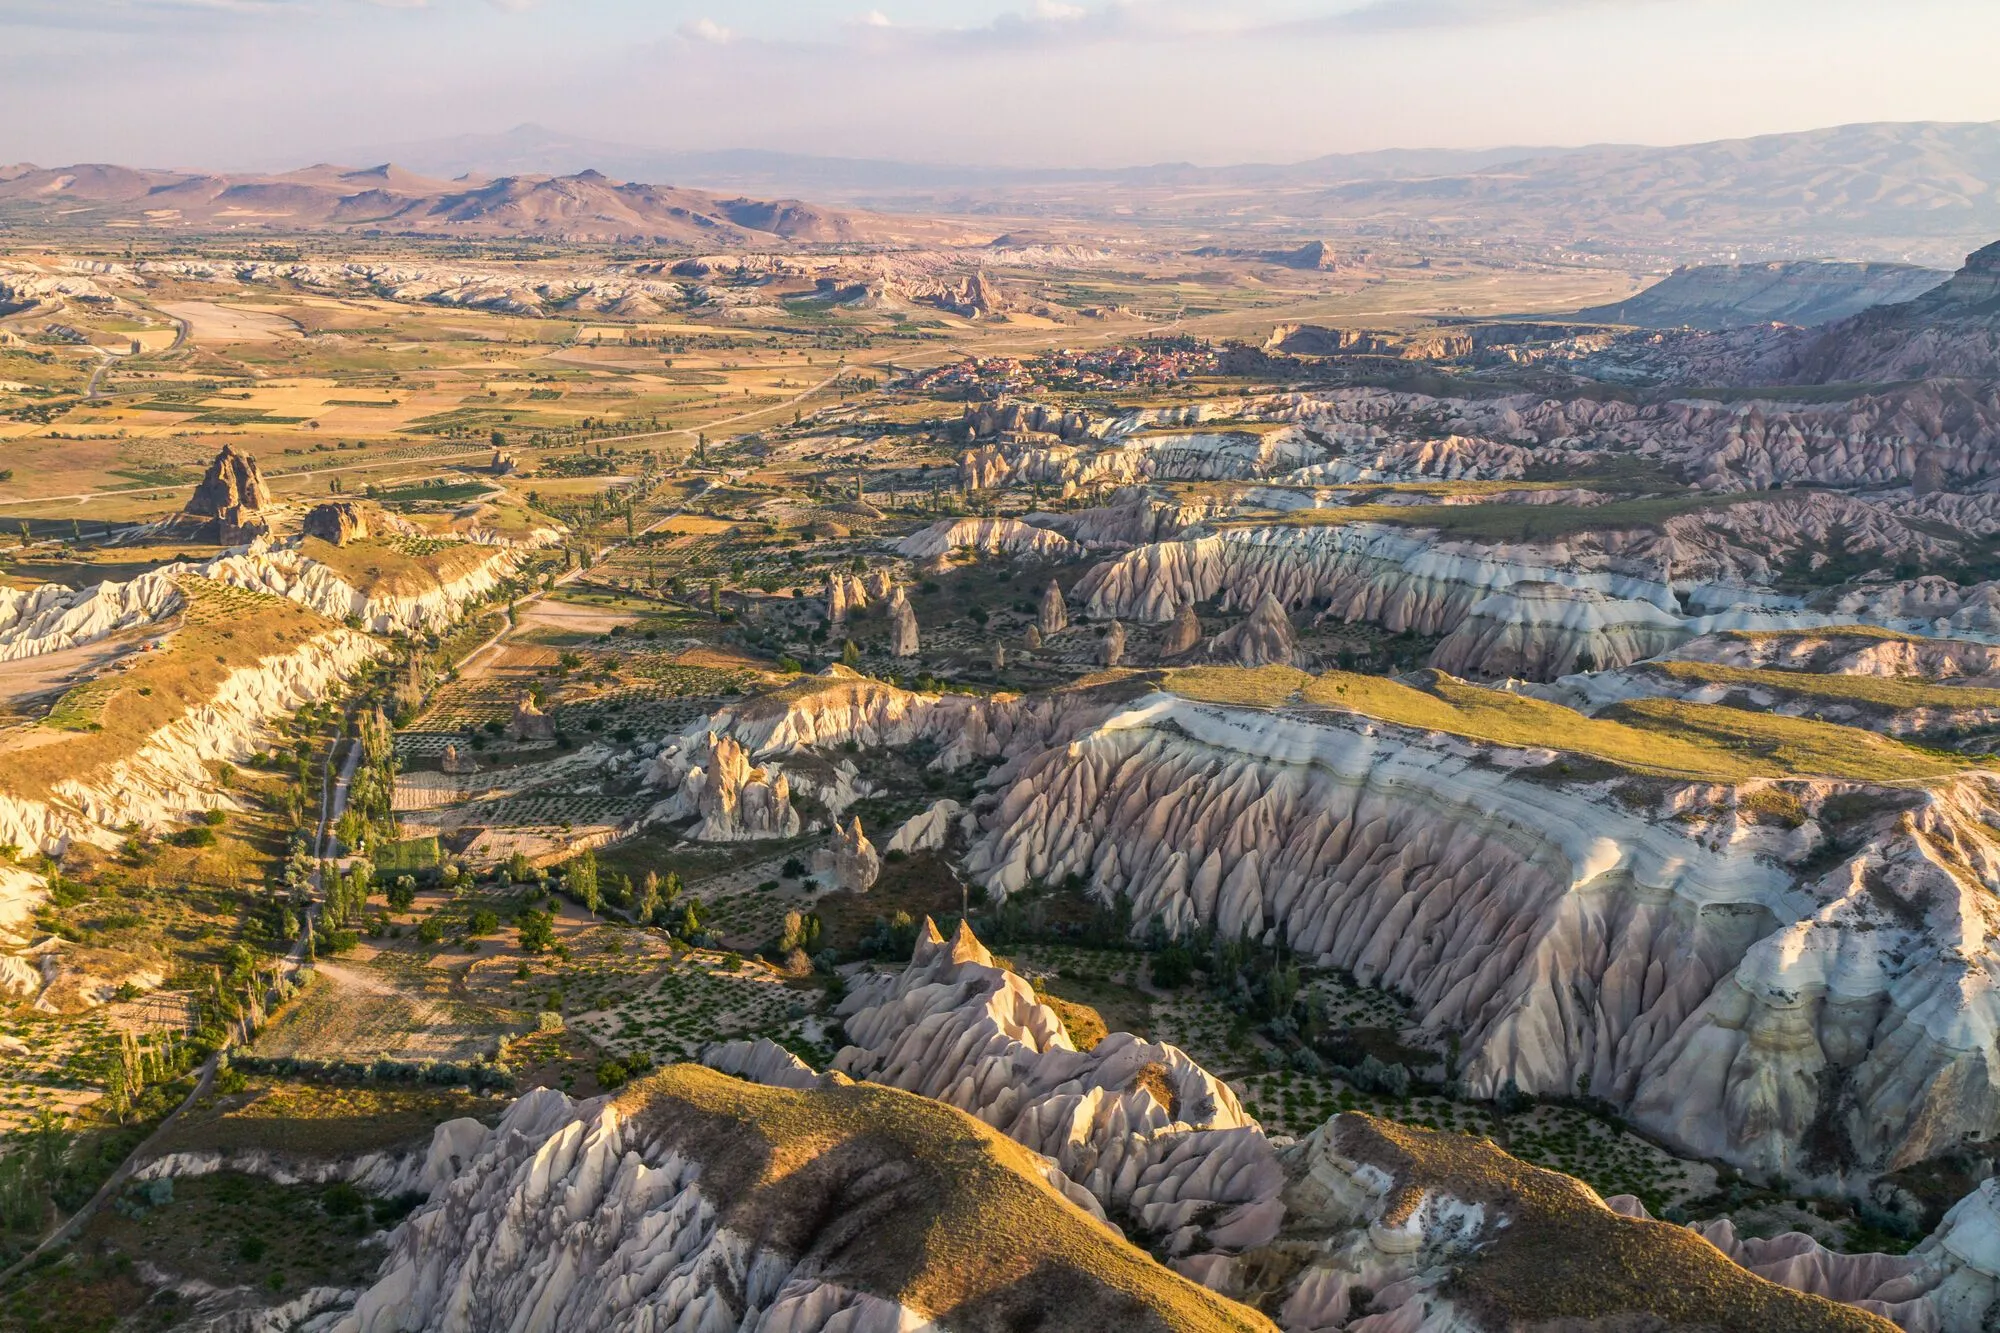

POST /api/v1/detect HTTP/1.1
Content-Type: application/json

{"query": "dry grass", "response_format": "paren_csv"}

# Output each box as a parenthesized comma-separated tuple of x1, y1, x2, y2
(1657, 659, 2000, 712)
(151, 1079, 501, 1159)
(1337, 1114, 1894, 1331)
(1041, 993, 1109, 1052)
(301, 534, 501, 598)
(627, 1065, 1275, 1333)
(0, 578, 341, 800)
(1161, 666, 1969, 783)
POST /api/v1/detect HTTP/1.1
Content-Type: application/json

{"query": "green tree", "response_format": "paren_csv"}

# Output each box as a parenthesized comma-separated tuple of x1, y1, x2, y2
(516, 909, 555, 954)
(570, 850, 600, 914)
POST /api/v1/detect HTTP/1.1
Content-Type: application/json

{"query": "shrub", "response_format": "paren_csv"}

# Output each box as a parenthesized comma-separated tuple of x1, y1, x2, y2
(171, 827, 217, 849)
(516, 909, 555, 954)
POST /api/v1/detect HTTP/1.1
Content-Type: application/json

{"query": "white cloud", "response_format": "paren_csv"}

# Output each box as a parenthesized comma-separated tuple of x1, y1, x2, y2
(678, 15, 732, 43)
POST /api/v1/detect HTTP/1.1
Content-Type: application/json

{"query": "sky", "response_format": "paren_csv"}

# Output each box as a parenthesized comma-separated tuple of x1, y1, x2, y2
(7, 0, 2000, 170)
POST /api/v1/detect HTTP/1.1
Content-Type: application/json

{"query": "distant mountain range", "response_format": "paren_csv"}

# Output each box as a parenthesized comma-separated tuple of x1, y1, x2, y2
(0, 160, 959, 246)
(317, 120, 2000, 265)
(310, 122, 1594, 194)
(16, 121, 2000, 263)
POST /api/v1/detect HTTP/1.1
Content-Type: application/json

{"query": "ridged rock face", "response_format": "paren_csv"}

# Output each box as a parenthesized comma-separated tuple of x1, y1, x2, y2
(1675, 629, 2000, 680)
(1206, 594, 1298, 668)
(0, 571, 183, 663)
(829, 921, 1282, 1260)
(1026, 488, 1228, 550)
(325, 1070, 1274, 1333)
(184, 443, 272, 519)
(1606, 1194, 1948, 1329)
(1075, 495, 2000, 680)
(1239, 381, 2000, 493)
(961, 691, 2000, 1183)
(1040, 580, 1069, 636)
(711, 923, 1908, 1332)
(1281, 434, 1542, 484)
(0, 626, 383, 852)
(302, 501, 369, 546)
(885, 798, 963, 854)
(895, 516, 1083, 561)
(1430, 582, 1692, 679)
(960, 420, 1324, 494)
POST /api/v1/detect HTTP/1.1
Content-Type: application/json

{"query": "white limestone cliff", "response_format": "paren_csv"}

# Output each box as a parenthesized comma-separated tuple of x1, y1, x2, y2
(0, 625, 383, 852)
(960, 689, 2000, 1184)
(895, 517, 1084, 562)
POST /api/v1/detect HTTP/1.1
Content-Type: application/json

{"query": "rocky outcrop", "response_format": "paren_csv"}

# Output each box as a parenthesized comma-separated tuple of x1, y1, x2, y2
(184, 443, 273, 521)
(894, 517, 1083, 562)
(646, 731, 800, 842)
(1206, 594, 1299, 668)
(1163, 602, 1203, 656)
(960, 421, 1325, 495)
(961, 688, 2000, 1185)
(1101, 619, 1126, 668)
(1076, 496, 1999, 680)
(955, 399, 1095, 443)
(831, 921, 1279, 1259)
(718, 921, 1907, 1332)
(886, 586, 920, 658)
(0, 539, 537, 663)
(302, 502, 369, 547)
(1280, 434, 1543, 484)
(507, 693, 555, 745)
(885, 799, 963, 855)
(824, 572, 862, 624)
(1040, 579, 1069, 636)
(816, 816, 879, 891)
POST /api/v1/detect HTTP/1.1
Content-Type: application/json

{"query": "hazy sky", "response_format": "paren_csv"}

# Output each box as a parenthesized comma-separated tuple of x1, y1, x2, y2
(7, 0, 2000, 169)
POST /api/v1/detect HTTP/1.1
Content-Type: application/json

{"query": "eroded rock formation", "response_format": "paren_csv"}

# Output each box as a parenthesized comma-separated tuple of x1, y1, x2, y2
(1206, 593, 1299, 667)
(894, 516, 1083, 562)
(886, 586, 920, 658)
(1040, 579, 1069, 636)
(816, 816, 879, 891)
(959, 688, 2000, 1184)
(302, 501, 369, 547)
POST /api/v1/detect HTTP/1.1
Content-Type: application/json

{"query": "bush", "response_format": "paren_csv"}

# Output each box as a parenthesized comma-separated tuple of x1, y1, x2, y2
(516, 909, 555, 954)
(201, 808, 227, 827)
(1150, 944, 1196, 990)
(171, 827, 217, 849)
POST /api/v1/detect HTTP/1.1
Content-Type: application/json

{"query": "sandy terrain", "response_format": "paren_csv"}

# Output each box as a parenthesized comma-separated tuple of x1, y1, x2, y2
(155, 301, 302, 344)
